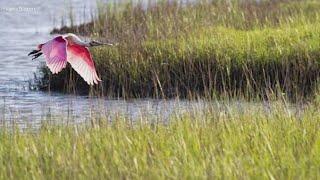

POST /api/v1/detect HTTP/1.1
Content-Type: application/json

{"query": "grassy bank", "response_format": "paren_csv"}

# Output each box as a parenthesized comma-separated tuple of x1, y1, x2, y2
(37, 0, 320, 100)
(0, 102, 319, 179)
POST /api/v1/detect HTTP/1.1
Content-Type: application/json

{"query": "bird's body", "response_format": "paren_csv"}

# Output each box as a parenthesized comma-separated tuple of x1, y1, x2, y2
(29, 33, 113, 85)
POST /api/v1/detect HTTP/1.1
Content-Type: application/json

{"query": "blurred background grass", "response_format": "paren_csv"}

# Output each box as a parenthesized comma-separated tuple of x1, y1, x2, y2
(35, 0, 320, 101)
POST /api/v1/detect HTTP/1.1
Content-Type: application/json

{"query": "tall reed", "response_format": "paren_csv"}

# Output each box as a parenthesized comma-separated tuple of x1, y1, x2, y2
(40, 0, 320, 101)
(0, 102, 319, 179)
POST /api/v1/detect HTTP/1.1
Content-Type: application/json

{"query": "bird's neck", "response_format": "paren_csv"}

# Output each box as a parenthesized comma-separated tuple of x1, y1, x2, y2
(66, 36, 90, 47)
(69, 36, 90, 47)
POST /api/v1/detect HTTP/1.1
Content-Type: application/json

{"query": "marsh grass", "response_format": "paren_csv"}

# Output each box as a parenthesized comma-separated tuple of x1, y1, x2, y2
(40, 0, 320, 100)
(19, 1, 320, 178)
(0, 102, 319, 179)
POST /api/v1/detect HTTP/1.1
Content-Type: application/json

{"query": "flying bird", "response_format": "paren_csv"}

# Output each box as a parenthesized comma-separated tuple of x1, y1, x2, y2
(28, 33, 114, 85)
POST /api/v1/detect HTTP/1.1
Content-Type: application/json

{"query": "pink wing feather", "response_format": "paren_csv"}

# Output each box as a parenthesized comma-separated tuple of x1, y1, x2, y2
(67, 43, 101, 85)
(41, 36, 67, 74)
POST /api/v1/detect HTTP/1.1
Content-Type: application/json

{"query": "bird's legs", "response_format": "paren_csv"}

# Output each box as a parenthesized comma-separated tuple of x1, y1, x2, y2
(28, 49, 40, 56)
(28, 49, 43, 60)
(31, 52, 43, 60)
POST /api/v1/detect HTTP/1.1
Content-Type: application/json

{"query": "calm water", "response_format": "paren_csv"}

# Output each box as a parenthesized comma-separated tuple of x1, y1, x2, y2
(0, 0, 295, 128)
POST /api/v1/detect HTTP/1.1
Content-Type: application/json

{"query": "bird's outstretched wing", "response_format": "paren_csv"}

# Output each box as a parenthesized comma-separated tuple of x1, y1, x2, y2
(41, 36, 67, 74)
(67, 43, 101, 85)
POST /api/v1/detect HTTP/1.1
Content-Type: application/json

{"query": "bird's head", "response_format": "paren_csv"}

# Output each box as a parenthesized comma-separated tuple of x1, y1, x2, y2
(89, 40, 115, 47)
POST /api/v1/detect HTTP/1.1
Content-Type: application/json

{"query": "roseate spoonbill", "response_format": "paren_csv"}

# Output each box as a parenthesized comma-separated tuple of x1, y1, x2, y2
(28, 33, 114, 85)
